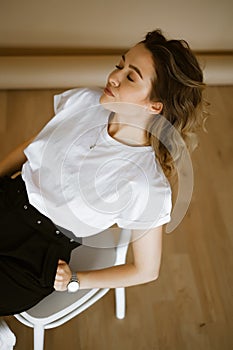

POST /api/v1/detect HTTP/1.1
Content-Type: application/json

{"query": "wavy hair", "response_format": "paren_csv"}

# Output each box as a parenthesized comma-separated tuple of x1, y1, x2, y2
(140, 30, 208, 180)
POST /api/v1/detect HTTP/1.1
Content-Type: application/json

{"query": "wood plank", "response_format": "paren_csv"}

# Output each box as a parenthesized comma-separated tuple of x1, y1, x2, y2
(2, 86, 233, 350)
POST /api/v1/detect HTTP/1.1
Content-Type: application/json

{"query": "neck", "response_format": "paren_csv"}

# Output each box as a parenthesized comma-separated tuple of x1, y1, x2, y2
(108, 112, 152, 147)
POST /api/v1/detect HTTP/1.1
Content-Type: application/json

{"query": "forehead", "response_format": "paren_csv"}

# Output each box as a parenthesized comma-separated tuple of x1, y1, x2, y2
(124, 43, 155, 79)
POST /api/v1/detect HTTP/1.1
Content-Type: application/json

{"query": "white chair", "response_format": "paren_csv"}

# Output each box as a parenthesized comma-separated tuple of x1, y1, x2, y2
(0, 318, 16, 350)
(14, 227, 131, 350)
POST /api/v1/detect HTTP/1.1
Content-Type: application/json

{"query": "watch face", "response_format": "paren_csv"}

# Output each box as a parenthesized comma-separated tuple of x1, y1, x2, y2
(68, 281, 79, 293)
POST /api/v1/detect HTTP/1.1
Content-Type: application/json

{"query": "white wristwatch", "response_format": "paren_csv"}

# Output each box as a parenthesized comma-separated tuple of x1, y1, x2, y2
(67, 272, 80, 293)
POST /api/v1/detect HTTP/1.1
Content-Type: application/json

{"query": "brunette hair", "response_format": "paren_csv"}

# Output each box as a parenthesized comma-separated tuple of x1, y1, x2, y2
(140, 29, 208, 179)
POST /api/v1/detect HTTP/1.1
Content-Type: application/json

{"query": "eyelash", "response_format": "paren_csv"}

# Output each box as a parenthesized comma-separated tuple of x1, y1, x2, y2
(115, 65, 134, 82)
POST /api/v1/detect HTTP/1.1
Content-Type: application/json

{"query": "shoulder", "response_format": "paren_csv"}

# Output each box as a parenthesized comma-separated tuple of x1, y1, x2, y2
(115, 150, 172, 229)
(135, 162, 172, 210)
(129, 148, 171, 192)
(144, 153, 171, 207)
(135, 152, 172, 219)
(54, 87, 103, 114)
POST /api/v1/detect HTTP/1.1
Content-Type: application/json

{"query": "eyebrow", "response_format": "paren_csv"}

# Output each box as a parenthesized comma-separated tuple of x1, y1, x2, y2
(122, 54, 143, 79)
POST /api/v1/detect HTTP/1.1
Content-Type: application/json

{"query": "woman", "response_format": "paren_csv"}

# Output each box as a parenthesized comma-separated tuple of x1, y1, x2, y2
(0, 30, 205, 315)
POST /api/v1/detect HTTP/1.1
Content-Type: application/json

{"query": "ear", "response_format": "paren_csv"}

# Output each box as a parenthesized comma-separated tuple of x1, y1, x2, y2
(148, 101, 163, 115)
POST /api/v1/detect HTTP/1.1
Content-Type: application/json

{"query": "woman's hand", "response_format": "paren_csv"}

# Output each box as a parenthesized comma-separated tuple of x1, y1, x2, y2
(54, 259, 72, 291)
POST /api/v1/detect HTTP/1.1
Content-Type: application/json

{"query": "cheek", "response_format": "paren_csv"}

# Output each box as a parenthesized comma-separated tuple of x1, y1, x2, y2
(138, 83, 153, 102)
(122, 86, 150, 103)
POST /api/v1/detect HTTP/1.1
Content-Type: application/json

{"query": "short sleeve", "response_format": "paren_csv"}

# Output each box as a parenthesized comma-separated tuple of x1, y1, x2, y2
(54, 88, 83, 114)
(54, 87, 102, 114)
(115, 178, 172, 230)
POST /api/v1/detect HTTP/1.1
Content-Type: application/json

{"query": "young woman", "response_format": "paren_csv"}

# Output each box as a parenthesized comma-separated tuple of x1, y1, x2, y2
(0, 30, 205, 315)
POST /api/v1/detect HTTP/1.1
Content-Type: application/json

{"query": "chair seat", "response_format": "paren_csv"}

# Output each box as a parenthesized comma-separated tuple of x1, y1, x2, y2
(21, 245, 117, 320)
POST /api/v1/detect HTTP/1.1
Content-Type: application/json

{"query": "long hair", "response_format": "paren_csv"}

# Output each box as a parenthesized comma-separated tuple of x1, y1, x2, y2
(141, 30, 208, 180)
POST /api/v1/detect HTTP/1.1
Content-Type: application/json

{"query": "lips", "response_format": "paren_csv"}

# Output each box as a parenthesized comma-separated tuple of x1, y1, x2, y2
(104, 86, 114, 97)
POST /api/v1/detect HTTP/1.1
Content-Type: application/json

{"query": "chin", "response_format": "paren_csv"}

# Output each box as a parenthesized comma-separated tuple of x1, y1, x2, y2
(99, 93, 112, 106)
(99, 93, 106, 105)
(99, 94, 116, 112)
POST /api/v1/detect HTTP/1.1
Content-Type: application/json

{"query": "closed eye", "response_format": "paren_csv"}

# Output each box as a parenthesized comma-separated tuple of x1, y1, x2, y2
(115, 65, 134, 82)
(127, 75, 134, 82)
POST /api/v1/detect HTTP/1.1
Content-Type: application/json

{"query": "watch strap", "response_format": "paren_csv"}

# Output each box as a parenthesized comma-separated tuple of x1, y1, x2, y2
(67, 272, 80, 292)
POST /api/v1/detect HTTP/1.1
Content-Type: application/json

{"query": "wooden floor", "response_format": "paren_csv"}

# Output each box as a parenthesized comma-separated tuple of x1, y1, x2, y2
(1, 86, 233, 350)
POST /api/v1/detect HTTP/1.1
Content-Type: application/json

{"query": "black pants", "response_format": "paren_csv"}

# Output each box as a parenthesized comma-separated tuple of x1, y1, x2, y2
(0, 175, 81, 316)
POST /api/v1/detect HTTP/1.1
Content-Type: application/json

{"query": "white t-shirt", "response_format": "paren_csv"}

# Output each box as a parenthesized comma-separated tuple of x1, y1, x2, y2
(22, 88, 172, 237)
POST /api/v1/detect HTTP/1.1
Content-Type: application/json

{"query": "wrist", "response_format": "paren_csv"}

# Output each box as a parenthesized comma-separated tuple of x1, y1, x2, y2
(67, 272, 80, 293)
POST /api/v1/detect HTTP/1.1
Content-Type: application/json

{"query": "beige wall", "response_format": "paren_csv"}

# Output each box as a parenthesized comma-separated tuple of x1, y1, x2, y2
(0, 0, 232, 52)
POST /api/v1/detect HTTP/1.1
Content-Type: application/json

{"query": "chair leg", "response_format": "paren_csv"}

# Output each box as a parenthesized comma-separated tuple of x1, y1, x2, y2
(115, 287, 126, 320)
(33, 324, 45, 350)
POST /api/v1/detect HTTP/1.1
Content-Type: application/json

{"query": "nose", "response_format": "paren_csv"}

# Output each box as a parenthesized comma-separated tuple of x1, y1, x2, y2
(108, 71, 120, 87)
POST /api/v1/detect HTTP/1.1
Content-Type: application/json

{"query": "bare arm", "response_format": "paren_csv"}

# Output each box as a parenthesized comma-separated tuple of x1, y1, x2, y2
(0, 136, 35, 177)
(54, 225, 163, 291)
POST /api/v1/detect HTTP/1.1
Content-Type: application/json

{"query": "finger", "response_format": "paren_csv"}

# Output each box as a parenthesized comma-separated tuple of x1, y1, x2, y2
(57, 264, 68, 273)
(56, 266, 65, 274)
(58, 259, 66, 264)
(54, 280, 67, 291)
(55, 274, 64, 281)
